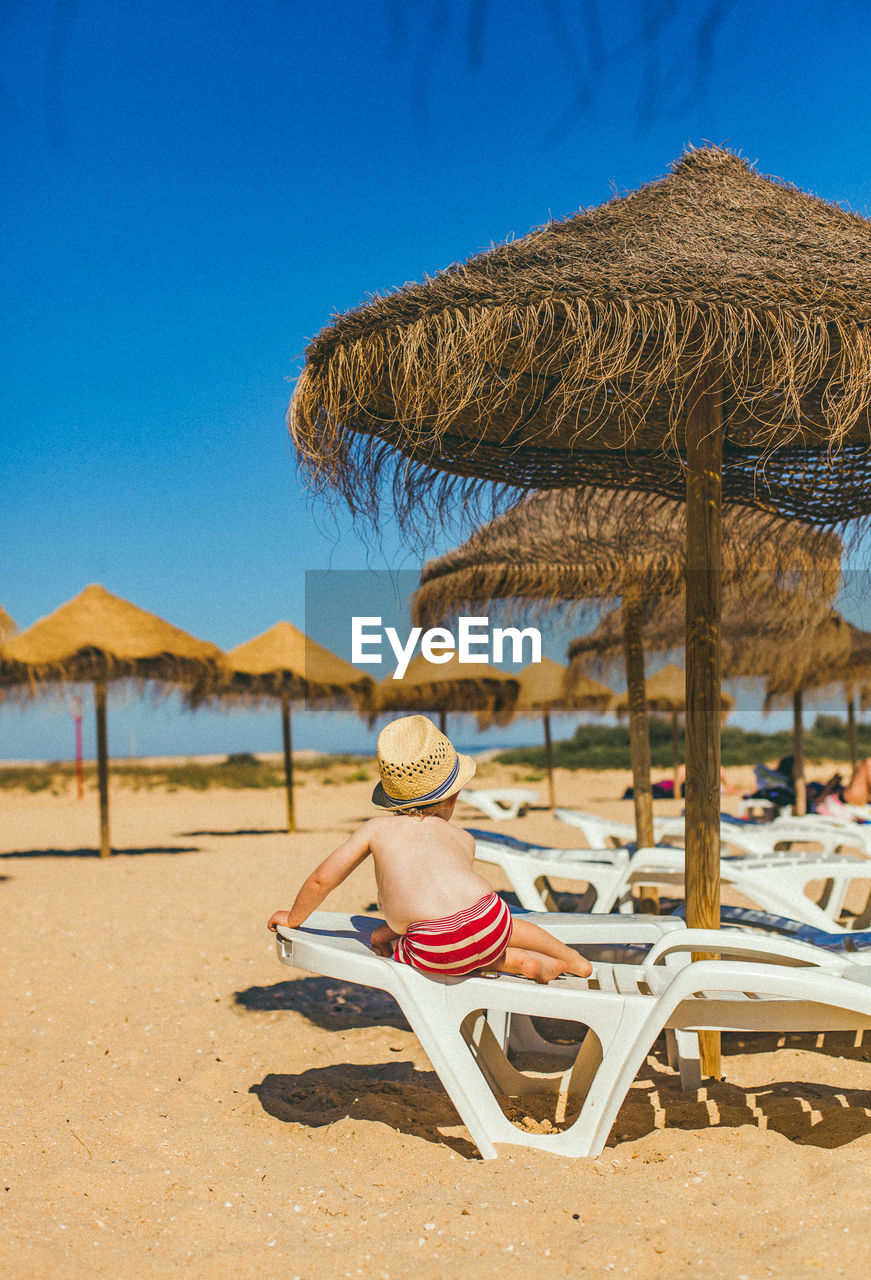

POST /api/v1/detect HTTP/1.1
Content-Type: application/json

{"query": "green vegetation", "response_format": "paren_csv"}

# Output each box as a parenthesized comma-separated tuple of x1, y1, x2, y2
(0, 752, 373, 794)
(496, 715, 871, 772)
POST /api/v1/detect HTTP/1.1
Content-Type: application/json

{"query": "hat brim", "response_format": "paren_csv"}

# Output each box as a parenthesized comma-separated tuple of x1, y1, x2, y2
(372, 752, 477, 810)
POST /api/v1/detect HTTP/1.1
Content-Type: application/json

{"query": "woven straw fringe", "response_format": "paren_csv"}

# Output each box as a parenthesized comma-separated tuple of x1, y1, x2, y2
(290, 299, 871, 495)
(409, 483, 842, 634)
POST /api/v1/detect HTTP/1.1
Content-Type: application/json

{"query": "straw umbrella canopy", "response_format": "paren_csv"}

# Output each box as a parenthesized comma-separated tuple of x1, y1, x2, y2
(413, 486, 837, 852)
(189, 621, 374, 832)
(0, 606, 17, 643)
(570, 586, 845, 814)
(0, 584, 225, 857)
(614, 663, 734, 790)
(763, 615, 871, 797)
(374, 652, 519, 736)
(507, 656, 613, 809)
(290, 145, 871, 1076)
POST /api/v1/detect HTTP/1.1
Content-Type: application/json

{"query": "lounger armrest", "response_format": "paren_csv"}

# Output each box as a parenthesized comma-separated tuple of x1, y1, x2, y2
(520, 911, 685, 946)
(273, 912, 400, 988)
(644, 928, 854, 971)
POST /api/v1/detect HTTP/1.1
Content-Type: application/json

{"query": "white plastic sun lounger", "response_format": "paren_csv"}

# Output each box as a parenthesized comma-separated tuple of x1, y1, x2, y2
(458, 788, 540, 820)
(624, 848, 871, 933)
(275, 911, 871, 1159)
(465, 828, 634, 914)
(553, 807, 867, 858)
(769, 813, 871, 857)
(548, 808, 782, 855)
(468, 831, 871, 930)
(691, 904, 871, 961)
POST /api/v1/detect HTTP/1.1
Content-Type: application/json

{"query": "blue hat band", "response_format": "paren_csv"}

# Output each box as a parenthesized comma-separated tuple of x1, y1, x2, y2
(380, 754, 460, 808)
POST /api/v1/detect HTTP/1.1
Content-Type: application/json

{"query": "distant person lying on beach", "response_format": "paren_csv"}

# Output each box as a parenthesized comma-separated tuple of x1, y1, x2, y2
(267, 715, 593, 983)
(749, 755, 871, 818)
(811, 757, 871, 817)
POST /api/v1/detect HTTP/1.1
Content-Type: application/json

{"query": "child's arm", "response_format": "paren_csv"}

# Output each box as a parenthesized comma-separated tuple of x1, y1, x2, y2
(267, 823, 374, 932)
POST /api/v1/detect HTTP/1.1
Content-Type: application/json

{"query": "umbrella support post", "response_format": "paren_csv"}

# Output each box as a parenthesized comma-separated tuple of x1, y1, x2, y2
(847, 687, 858, 774)
(94, 678, 111, 859)
(685, 360, 723, 1080)
(438, 709, 447, 736)
(542, 710, 556, 809)
(671, 709, 681, 797)
(621, 588, 657, 914)
(792, 689, 807, 817)
(281, 697, 297, 833)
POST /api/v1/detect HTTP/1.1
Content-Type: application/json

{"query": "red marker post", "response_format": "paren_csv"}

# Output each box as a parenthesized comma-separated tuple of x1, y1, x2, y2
(70, 696, 84, 800)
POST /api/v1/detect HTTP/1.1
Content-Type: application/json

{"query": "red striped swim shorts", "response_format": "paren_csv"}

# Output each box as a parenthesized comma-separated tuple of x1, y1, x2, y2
(393, 892, 513, 975)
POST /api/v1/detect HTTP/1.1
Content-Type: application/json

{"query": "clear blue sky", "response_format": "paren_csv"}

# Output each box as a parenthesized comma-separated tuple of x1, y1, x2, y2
(3, 1, 870, 760)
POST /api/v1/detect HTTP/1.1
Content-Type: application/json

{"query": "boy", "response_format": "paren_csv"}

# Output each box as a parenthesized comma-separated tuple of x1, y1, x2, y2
(268, 715, 592, 983)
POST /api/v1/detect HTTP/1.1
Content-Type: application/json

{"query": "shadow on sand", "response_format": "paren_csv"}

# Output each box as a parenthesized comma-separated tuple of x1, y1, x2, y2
(605, 1041, 871, 1150)
(0, 845, 201, 859)
(250, 1063, 476, 1157)
(249, 1040, 871, 1157)
(177, 828, 288, 838)
(235, 974, 409, 1032)
(723, 1027, 871, 1066)
(243, 981, 871, 1154)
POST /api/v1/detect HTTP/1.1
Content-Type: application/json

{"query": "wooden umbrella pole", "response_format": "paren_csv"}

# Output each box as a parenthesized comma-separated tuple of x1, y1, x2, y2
(792, 688, 807, 817)
(281, 695, 297, 833)
(847, 686, 858, 774)
(542, 709, 556, 809)
(671, 709, 681, 795)
(685, 356, 723, 1080)
(621, 589, 655, 847)
(621, 587, 657, 913)
(94, 677, 111, 859)
(439, 709, 447, 736)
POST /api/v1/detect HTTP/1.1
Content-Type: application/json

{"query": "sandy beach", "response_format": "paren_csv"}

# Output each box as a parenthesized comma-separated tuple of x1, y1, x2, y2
(3, 759, 871, 1279)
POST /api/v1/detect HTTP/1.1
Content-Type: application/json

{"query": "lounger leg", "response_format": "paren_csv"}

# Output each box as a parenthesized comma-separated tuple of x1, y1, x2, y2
(562, 1029, 604, 1102)
(820, 875, 848, 922)
(561, 1004, 673, 1157)
(502, 860, 551, 911)
(664, 1028, 701, 1089)
(665, 1028, 679, 1070)
(392, 1004, 502, 1159)
(390, 984, 564, 1159)
(485, 1007, 510, 1051)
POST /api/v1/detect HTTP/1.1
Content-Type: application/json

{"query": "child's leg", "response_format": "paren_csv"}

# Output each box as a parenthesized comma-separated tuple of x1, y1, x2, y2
(370, 921, 402, 956)
(495, 917, 593, 984)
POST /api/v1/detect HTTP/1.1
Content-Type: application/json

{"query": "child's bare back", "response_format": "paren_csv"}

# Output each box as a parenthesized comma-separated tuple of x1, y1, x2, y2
(364, 813, 492, 932)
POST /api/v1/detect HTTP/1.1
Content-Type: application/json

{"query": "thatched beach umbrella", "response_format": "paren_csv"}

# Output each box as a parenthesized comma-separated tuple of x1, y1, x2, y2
(190, 621, 373, 832)
(0, 584, 224, 857)
(571, 582, 844, 815)
(614, 663, 734, 792)
(374, 652, 519, 736)
(0, 606, 17, 643)
(413, 487, 834, 852)
(763, 615, 871, 805)
(290, 146, 871, 1075)
(509, 657, 612, 809)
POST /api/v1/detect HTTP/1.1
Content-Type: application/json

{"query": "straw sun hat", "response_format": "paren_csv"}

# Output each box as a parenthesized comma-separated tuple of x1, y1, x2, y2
(372, 715, 476, 810)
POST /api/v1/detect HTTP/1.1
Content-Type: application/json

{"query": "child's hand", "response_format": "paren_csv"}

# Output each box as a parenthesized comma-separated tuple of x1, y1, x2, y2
(267, 910, 292, 932)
